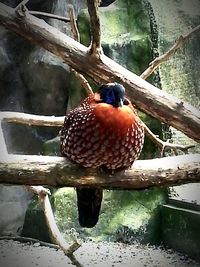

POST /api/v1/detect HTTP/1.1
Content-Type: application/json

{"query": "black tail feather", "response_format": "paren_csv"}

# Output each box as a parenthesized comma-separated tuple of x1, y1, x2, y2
(76, 188, 103, 228)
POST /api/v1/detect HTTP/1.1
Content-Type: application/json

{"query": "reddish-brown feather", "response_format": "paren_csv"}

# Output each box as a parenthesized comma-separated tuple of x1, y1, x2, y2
(60, 93, 144, 170)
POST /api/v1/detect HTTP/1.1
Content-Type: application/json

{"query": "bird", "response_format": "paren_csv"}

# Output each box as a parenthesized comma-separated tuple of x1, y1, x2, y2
(60, 83, 144, 228)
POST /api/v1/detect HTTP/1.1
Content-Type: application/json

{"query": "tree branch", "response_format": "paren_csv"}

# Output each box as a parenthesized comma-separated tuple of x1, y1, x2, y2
(0, 123, 8, 155)
(0, 111, 196, 155)
(0, 235, 60, 249)
(0, 154, 199, 189)
(87, 0, 102, 55)
(15, 0, 30, 10)
(71, 70, 94, 95)
(29, 11, 71, 23)
(0, 111, 64, 127)
(28, 186, 81, 256)
(67, 4, 94, 96)
(140, 24, 200, 79)
(68, 5, 80, 42)
(142, 122, 195, 157)
(0, 3, 199, 141)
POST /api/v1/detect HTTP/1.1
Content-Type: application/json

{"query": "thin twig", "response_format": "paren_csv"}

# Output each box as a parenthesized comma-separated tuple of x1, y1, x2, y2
(140, 24, 200, 79)
(142, 122, 195, 157)
(67, 5, 80, 42)
(184, 24, 200, 39)
(30, 11, 71, 23)
(67, 4, 94, 95)
(139, 25, 200, 153)
(67, 254, 84, 267)
(1, 121, 82, 265)
(15, 0, 30, 9)
(71, 70, 94, 95)
(0, 123, 8, 156)
(0, 236, 60, 250)
(87, 0, 102, 55)
(0, 236, 83, 267)
(0, 235, 83, 267)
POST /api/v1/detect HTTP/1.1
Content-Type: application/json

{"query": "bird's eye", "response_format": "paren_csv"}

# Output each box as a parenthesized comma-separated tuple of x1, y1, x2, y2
(123, 98, 129, 105)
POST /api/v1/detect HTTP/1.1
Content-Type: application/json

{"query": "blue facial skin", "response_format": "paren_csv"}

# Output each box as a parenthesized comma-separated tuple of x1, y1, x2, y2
(99, 83, 125, 107)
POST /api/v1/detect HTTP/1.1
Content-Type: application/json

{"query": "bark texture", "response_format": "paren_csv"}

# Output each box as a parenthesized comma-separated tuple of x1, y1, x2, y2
(0, 154, 199, 189)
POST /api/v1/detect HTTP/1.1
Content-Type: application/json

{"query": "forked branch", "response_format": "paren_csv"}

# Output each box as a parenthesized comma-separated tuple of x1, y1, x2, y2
(140, 24, 200, 79)
(142, 123, 195, 157)
(27, 186, 82, 266)
(15, 0, 30, 10)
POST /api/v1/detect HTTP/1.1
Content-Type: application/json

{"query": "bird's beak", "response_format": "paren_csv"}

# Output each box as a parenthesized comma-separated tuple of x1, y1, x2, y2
(118, 99, 124, 107)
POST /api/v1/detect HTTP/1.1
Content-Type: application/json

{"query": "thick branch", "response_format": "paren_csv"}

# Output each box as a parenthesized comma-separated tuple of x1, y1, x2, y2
(0, 3, 199, 141)
(0, 154, 199, 189)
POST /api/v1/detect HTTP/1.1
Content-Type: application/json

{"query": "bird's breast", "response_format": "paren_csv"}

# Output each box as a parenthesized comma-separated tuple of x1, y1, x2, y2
(61, 101, 144, 170)
(93, 103, 138, 135)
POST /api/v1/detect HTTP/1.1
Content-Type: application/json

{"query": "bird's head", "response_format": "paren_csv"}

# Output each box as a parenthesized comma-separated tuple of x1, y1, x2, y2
(98, 83, 125, 107)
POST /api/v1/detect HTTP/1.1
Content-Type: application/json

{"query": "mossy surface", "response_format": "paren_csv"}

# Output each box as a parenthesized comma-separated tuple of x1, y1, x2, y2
(21, 199, 52, 243)
(52, 187, 167, 244)
(161, 204, 200, 261)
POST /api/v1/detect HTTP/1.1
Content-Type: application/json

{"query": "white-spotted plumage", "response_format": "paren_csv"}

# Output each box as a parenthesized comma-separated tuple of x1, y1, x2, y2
(60, 94, 144, 171)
